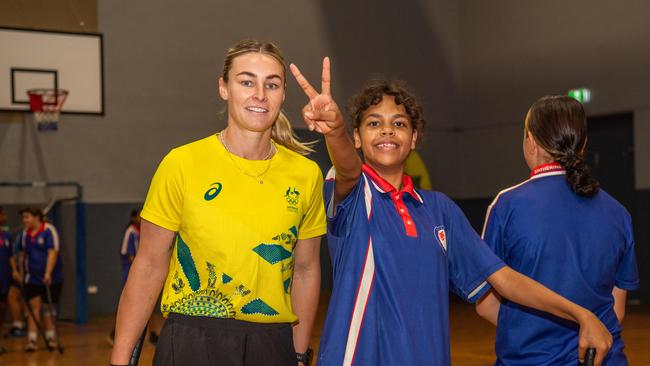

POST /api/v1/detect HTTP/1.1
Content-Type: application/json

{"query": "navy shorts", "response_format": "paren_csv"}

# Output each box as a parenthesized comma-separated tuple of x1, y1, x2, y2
(24, 283, 62, 304)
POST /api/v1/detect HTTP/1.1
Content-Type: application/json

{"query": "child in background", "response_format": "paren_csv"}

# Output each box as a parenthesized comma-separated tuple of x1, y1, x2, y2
(477, 95, 639, 365)
(109, 209, 160, 345)
(19, 207, 63, 352)
(1, 207, 27, 339)
(120, 210, 140, 286)
(0, 206, 12, 354)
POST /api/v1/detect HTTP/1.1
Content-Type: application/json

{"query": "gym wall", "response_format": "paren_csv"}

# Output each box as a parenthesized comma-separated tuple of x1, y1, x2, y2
(0, 0, 647, 313)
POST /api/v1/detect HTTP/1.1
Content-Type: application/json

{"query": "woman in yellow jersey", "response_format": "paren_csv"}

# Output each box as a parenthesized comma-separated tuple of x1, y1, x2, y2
(110, 40, 326, 366)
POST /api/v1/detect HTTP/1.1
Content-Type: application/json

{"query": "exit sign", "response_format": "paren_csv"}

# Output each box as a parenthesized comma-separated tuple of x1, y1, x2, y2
(568, 88, 591, 103)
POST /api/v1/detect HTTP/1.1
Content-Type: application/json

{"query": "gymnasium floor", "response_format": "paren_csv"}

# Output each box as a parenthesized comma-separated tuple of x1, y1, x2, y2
(1, 295, 648, 365)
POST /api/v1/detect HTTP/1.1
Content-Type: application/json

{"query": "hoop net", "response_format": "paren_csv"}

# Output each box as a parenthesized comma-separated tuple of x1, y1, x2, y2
(27, 88, 69, 131)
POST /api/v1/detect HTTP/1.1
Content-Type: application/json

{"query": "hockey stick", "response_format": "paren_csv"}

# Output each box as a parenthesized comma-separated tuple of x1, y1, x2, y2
(129, 328, 147, 366)
(19, 284, 54, 351)
(44, 284, 64, 353)
(582, 347, 596, 366)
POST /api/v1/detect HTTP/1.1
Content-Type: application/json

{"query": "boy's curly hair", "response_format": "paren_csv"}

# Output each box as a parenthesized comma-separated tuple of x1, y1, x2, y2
(347, 79, 425, 135)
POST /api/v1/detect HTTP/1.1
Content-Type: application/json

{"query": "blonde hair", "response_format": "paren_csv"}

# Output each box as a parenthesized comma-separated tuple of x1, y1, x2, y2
(222, 39, 314, 155)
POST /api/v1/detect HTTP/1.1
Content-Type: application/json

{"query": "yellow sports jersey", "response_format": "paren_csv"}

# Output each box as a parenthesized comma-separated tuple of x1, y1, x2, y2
(141, 134, 326, 323)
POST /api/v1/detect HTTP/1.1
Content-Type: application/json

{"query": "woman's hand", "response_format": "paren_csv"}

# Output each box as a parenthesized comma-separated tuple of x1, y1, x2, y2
(290, 57, 344, 136)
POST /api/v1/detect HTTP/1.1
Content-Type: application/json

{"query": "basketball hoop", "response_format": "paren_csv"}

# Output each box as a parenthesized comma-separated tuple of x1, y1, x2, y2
(27, 88, 69, 132)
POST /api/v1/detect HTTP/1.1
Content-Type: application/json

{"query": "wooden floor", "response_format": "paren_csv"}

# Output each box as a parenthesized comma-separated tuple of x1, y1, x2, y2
(1, 296, 648, 365)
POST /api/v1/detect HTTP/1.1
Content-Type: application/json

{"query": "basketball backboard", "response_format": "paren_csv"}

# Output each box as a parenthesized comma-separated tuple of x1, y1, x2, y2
(0, 27, 104, 115)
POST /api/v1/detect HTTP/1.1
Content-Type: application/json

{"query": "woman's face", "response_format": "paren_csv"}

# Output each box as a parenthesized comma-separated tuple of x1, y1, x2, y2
(219, 52, 285, 133)
(353, 95, 417, 174)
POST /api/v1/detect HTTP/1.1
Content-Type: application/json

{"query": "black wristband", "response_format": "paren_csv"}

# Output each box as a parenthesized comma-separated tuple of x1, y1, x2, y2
(296, 347, 313, 365)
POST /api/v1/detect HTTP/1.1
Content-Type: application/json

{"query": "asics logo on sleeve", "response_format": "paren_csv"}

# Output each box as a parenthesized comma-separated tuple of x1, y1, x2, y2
(204, 182, 223, 201)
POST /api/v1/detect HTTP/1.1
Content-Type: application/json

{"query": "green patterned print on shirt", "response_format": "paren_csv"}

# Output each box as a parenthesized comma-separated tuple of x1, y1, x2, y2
(176, 234, 201, 291)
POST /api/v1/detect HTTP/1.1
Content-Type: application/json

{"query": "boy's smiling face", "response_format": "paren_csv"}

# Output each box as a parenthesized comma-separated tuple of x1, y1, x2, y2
(354, 95, 417, 177)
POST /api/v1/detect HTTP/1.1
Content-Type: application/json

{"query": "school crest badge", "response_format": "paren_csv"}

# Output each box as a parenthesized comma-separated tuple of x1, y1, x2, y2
(434, 226, 447, 254)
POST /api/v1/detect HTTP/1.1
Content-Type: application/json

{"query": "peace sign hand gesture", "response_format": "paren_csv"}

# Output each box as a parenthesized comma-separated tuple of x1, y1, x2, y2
(290, 57, 345, 136)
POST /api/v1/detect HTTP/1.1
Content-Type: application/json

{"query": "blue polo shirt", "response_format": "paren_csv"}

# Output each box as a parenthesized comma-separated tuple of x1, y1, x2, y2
(21, 223, 63, 285)
(482, 163, 640, 366)
(317, 164, 505, 366)
(120, 224, 139, 284)
(0, 229, 12, 295)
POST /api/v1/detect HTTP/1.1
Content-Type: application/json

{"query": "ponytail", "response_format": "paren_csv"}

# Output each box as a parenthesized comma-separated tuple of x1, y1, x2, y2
(525, 95, 601, 198)
(554, 151, 600, 197)
(271, 111, 315, 155)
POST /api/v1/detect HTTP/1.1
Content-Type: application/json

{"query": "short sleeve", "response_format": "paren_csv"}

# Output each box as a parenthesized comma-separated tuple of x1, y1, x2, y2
(442, 195, 505, 303)
(45, 226, 61, 251)
(482, 201, 507, 261)
(141, 150, 185, 232)
(615, 217, 640, 290)
(324, 167, 365, 239)
(297, 164, 327, 240)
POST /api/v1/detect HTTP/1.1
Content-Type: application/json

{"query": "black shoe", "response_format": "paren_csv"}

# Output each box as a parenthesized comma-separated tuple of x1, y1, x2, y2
(148, 331, 158, 345)
(5, 326, 27, 338)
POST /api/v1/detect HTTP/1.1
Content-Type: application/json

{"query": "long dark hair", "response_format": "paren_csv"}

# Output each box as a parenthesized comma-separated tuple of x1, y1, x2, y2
(525, 95, 599, 197)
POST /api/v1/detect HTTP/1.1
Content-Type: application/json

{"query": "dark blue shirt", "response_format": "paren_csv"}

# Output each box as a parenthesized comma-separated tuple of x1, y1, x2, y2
(317, 165, 505, 366)
(21, 223, 63, 285)
(483, 165, 639, 365)
(120, 224, 139, 284)
(0, 229, 12, 294)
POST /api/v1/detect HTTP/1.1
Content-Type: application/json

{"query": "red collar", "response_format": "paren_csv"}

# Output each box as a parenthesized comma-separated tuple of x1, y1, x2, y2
(361, 164, 423, 203)
(131, 223, 141, 234)
(27, 223, 46, 238)
(530, 162, 565, 178)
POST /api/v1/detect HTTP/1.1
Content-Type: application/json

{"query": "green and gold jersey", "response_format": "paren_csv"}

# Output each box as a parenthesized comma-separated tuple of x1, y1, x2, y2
(141, 134, 326, 323)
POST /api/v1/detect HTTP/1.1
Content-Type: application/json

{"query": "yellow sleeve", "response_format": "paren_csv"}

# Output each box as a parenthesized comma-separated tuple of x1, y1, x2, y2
(297, 163, 327, 240)
(405, 151, 433, 190)
(141, 150, 185, 232)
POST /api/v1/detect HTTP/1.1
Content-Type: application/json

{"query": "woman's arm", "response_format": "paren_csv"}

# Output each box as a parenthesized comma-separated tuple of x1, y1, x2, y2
(110, 220, 175, 365)
(488, 266, 612, 366)
(290, 58, 362, 205)
(475, 289, 501, 326)
(612, 287, 627, 324)
(291, 236, 321, 363)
